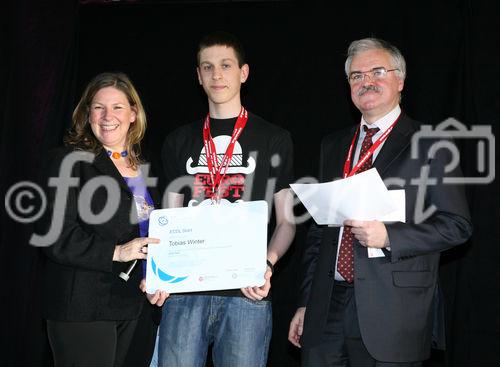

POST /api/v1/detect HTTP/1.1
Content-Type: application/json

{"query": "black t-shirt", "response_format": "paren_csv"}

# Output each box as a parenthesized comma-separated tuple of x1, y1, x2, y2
(161, 111, 294, 297)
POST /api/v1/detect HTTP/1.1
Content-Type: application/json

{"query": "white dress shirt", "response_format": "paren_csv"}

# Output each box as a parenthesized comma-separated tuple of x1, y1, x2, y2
(334, 105, 401, 281)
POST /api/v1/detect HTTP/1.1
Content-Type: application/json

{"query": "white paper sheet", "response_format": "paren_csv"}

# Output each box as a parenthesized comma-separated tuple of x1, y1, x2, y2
(291, 169, 407, 259)
(290, 168, 397, 226)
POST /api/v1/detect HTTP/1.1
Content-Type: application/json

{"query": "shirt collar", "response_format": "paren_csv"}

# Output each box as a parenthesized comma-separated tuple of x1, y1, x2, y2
(360, 105, 401, 133)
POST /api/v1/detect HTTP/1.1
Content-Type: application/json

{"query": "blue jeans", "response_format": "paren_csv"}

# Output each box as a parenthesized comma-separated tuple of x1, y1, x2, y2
(150, 328, 159, 367)
(158, 295, 272, 367)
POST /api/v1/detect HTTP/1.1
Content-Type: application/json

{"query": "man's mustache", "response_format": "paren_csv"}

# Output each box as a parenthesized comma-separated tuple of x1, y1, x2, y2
(358, 85, 381, 96)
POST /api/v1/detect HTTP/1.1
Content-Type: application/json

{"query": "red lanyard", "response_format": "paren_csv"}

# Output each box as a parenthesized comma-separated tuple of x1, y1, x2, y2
(342, 112, 401, 178)
(202, 106, 248, 201)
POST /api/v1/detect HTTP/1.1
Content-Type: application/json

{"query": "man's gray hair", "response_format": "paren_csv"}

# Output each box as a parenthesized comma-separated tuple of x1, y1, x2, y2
(345, 38, 406, 80)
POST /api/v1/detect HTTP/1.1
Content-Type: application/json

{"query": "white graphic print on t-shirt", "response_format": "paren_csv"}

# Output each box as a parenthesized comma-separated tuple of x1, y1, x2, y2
(185, 135, 256, 206)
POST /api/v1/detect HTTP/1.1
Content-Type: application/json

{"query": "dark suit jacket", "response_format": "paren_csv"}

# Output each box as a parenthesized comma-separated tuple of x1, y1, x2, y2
(38, 147, 161, 322)
(299, 114, 472, 362)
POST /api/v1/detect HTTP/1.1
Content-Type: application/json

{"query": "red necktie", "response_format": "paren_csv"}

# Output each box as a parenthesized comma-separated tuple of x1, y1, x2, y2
(337, 125, 380, 283)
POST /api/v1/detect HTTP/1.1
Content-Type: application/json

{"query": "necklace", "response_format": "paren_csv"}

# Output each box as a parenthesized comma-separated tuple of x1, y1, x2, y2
(106, 150, 128, 159)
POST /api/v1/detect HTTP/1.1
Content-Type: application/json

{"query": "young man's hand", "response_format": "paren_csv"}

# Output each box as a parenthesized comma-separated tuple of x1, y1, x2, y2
(140, 279, 169, 306)
(240, 267, 272, 300)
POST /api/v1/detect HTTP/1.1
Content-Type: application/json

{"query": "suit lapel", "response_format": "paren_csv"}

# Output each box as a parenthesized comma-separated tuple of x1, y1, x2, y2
(322, 127, 356, 254)
(327, 125, 358, 181)
(373, 114, 416, 176)
(92, 150, 131, 194)
(327, 116, 415, 183)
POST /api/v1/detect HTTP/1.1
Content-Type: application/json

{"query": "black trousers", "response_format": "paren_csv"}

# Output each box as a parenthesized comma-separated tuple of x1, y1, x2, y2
(47, 318, 138, 367)
(302, 282, 423, 367)
(123, 300, 160, 367)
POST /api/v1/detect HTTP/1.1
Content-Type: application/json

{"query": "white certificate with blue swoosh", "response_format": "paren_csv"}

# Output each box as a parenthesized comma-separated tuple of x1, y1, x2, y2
(145, 200, 268, 294)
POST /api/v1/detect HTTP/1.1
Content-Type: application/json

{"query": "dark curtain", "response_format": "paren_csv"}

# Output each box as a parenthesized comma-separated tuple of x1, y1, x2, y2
(1, 1, 79, 366)
(2, 0, 498, 366)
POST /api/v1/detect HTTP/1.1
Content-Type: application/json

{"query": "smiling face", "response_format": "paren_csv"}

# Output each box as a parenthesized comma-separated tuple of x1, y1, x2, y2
(349, 49, 404, 123)
(197, 45, 249, 114)
(89, 86, 137, 151)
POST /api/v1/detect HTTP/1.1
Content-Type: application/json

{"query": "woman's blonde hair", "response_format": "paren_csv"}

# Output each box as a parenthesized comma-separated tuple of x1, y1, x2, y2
(64, 72, 147, 169)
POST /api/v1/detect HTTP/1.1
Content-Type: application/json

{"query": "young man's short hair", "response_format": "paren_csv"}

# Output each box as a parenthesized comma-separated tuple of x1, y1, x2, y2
(197, 31, 246, 67)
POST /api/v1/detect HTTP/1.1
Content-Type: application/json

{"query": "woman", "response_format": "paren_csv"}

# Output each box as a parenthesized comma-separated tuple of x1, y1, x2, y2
(39, 72, 166, 366)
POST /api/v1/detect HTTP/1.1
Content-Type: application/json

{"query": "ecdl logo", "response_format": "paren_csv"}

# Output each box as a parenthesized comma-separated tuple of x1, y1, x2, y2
(150, 258, 188, 284)
(158, 216, 168, 226)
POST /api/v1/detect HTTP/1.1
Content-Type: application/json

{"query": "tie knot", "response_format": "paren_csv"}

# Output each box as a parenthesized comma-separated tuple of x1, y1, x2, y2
(363, 125, 380, 138)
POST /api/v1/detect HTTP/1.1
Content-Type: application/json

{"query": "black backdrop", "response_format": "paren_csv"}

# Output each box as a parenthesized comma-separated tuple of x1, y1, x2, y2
(1, 0, 499, 366)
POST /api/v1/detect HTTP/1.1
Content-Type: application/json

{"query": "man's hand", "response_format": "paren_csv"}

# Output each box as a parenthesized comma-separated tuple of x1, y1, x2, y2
(240, 268, 272, 301)
(344, 219, 389, 248)
(288, 307, 306, 347)
(140, 279, 169, 307)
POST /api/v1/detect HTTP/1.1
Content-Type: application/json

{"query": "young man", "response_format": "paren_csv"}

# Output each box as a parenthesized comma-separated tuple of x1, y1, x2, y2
(288, 38, 472, 366)
(155, 31, 295, 367)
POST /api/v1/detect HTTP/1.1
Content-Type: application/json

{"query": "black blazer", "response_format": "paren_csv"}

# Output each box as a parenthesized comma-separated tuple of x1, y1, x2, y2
(38, 147, 161, 321)
(298, 114, 472, 362)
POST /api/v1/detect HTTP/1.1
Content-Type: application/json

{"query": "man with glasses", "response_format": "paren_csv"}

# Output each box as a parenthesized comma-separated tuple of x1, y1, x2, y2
(288, 38, 472, 366)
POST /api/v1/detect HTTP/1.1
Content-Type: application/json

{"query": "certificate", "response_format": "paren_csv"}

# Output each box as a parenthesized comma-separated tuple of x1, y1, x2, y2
(145, 200, 268, 294)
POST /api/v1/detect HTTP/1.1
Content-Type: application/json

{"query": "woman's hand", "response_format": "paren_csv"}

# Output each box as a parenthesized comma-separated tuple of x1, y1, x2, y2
(113, 237, 160, 262)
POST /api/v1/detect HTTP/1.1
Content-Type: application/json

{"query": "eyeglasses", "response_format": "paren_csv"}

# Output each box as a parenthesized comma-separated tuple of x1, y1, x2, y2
(348, 67, 400, 84)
